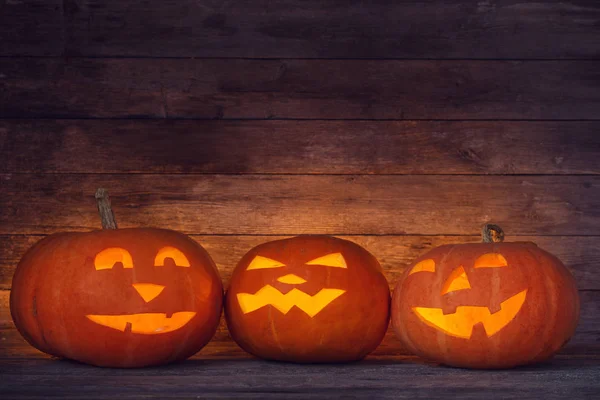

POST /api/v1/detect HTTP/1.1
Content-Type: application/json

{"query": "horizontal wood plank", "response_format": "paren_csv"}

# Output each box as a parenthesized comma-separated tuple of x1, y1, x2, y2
(4, 1, 599, 59)
(2, 59, 599, 119)
(0, 0, 64, 56)
(2, 235, 599, 290)
(1, 356, 599, 400)
(1, 174, 599, 236)
(2, 290, 599, 356)
(2, 120, 600, 175)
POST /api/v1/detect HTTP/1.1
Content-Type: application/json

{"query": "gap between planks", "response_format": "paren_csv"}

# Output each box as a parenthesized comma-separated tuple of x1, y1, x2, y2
(3, 56, 600, 61)
(2, 117, 600, 121)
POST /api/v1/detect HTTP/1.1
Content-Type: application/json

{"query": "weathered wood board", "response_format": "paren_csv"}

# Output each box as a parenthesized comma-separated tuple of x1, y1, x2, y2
(2, 174, 598, 235)
(2, 59, 599, 119)
(2, 1, 599, 59)
(2, 120, 600, 175)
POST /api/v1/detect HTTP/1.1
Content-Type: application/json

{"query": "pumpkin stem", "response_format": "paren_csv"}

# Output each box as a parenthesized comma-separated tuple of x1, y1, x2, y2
(95, 188, 118, 229)
(482, 224, 504, 243)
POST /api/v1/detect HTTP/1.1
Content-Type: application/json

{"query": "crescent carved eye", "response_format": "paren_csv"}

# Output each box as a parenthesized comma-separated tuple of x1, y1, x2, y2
(94, 248, 134, 270)
(154, 247, 190, 267)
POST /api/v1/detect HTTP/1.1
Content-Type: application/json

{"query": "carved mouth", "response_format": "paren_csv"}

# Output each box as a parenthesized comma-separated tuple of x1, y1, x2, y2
(86, 312, 196, 334)
(237, 285, 346, 317)
(412, 290, 527, 339)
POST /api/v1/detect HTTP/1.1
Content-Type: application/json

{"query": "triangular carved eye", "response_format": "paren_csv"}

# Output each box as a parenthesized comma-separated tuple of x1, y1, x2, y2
(154, 247, 190, 267)
(246, 256, 285, 270)
(94, 248, 133, 270)
(441, 266, 471, 295)
(305, 253, 347, 268)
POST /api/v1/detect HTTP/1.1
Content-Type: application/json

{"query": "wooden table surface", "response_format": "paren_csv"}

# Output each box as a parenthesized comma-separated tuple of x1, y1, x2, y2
(1, 355, 599, 399)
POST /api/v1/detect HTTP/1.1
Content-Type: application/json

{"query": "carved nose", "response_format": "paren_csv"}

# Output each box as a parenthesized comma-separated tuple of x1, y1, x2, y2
(132, 283, 165, 302)
(277, 274, 307, 284)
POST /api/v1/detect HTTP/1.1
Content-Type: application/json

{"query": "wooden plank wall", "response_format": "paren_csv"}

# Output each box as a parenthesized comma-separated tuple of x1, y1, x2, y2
(1, 0, 599, 359)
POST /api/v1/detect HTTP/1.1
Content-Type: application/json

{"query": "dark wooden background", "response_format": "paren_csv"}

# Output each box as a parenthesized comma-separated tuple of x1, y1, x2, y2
(1, 0, 600, 384)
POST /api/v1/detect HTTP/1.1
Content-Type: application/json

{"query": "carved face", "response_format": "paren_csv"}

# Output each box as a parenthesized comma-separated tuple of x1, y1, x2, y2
(10, 228, 223, 367)
(225, 236, 390, 363)
(236, 252, 348, 318)
(408, 253, 526, 339)
(87, 246, 199, 334)
(391, 242, 580, 369)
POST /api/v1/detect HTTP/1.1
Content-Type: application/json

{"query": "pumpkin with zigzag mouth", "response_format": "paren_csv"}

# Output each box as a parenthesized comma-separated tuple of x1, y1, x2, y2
(225, 235, 390, 363)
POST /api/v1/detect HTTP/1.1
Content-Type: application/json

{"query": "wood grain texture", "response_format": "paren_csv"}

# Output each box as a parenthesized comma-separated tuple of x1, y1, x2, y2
(2, 58, 599, 120)
(1, 355, 598, 399)
(0, 0, 64, 56)
(2, 174, 599, 235)
(2, 235, 599, 290)
(2, 120, 600, 175)
(1, 289, 599, 356)
(4, 0, 599, 59)
(1, 291, 9, 328)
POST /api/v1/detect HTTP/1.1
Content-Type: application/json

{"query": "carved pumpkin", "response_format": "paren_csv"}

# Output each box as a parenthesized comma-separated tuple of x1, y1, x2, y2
(10, 189, 223, 367)
(391, 224, 580, 369)
(225, 235, 390, 362)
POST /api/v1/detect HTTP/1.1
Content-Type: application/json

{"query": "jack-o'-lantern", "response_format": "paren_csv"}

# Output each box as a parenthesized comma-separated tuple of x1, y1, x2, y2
(10, 189, 223, 368)
(225, 235, 390, 362)
(392, 224, 580, 369)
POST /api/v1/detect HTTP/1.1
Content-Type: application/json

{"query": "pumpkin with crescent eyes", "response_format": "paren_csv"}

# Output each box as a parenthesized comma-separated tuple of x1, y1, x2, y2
(10, 190, 223, 368)
(391, 224, 580, 369)
(225, 235, 390, 363)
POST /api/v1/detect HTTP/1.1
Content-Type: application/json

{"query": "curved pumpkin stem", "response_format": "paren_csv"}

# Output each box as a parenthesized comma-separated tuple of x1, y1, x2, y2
(95, 188, 118, 229)
(482, 224, 504, 243)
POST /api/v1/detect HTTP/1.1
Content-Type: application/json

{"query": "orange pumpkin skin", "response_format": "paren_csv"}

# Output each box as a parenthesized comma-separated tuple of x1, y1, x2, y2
(225, 236, 390, 363)
(10, 228, 223, 368)
(392, 241, 580, 369)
